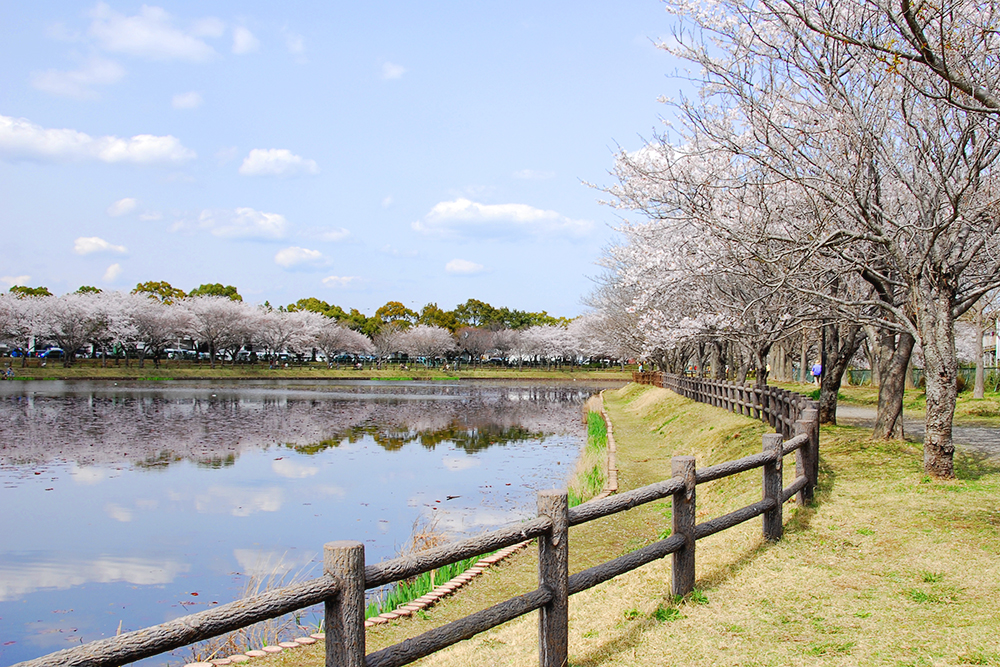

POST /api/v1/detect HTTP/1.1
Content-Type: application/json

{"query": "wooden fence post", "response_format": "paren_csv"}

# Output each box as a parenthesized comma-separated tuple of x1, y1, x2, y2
(671, 456, 697, 597)
(793, 407, 819, 504)
(537, 489, 569, 667)
(762, 434, 784, 541)
(324, 541, 365, 667)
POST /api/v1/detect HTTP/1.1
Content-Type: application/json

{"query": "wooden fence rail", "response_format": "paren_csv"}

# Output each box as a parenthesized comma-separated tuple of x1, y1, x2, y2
(16, 381, 819, 667)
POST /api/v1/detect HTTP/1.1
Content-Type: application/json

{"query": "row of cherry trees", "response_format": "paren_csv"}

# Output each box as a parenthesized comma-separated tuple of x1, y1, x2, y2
(0, 290, 622, 370)
(592, 0, 1000, 477)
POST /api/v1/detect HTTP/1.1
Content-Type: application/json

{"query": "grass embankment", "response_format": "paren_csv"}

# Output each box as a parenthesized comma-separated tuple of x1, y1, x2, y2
(248, 384, 1000, 667)
(2, 360, 631, 383)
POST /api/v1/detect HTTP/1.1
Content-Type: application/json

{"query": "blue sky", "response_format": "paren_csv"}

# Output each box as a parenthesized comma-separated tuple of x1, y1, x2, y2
(0, 1, 680, 317)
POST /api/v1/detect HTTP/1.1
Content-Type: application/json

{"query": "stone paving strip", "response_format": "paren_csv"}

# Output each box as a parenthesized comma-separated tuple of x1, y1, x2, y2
(182, 539, 533, 667)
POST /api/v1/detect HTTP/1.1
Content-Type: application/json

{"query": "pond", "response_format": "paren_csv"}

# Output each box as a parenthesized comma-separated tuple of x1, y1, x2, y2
(0, 379, 615, 666)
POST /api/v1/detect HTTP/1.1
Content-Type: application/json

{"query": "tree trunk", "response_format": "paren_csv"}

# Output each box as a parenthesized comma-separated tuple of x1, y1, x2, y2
(872, 331, 914, 440)
(974, 301, 985, 399)
(753, 343, 772, 388)
(799, 330, 810, 384)
(915, 289, 957, 478)
(709, 343, 721, 380)
(818, 323, 863, 424)
(863, 324, 881, 386)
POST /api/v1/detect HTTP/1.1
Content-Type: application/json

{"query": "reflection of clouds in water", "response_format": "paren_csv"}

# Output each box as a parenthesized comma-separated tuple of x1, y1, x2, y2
(314, 484, 347, 497)
(232, 548, 317, 578)
(135, 498, 158, 510)
(70, 464, 108, 485)
(104, 502, 132, 522)
(272, 458, 318, 479)
(432, 507, 532, 534)
(442, 455, 479, 471)
(0, 555, 189, 601)
(192, 486, 284, 517)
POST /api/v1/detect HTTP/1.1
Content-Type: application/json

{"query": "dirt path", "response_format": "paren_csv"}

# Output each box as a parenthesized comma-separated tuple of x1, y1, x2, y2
(835, 404, 1000, 460)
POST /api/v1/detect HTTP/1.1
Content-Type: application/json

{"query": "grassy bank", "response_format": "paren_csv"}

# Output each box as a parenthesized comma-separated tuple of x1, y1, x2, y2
(1, 360, 631, 383)
(221, 384, 1000, 666)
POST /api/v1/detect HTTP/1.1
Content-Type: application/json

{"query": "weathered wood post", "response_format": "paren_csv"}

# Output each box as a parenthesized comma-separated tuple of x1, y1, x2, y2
(762, 434, 784, 541)
(537, 489, 569, 667)
(768, 387, 777, 427)
(324, 541, 365, 667)
(794, 407, 819, 504)
(671, 456, 697, 597)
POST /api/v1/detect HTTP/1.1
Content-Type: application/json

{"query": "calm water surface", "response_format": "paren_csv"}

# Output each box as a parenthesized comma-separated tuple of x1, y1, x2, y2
(0, 379, 612, 666)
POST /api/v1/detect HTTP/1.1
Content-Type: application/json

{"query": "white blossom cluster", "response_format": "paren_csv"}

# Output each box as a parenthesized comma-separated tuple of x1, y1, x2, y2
(0, 291, 621, 368)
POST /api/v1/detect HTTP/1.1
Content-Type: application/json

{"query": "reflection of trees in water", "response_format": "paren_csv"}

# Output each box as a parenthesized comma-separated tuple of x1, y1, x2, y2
(0, 384, 601, 467)
(287, 421, 545, 455)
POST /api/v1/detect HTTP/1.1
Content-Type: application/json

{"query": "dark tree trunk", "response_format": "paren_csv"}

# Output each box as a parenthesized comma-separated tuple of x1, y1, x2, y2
(873, 331, 914, 440)
(916, 287, 958, 479)
(818, 323, 863, 424)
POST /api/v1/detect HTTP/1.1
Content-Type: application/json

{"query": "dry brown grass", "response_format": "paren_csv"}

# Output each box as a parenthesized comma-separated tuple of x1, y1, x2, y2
(237, 384, 1000, 667)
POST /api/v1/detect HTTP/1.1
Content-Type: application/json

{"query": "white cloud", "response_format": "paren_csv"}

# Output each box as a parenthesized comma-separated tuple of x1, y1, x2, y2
(192, 208, 288, 239)
(272, 459, 318, 479)
(192, 486, 283, 517)
(191, 17, 226, 38)
(104, 502, 132, 522)
(103, 263, 122, 282)
(413, 198, 593, 239)
(31, 55, 125, 99)
(0, 275, 30, 289)
(239, 148, 319, 177)
(310, 227, 351, 242)
(74, 236, 127, 255)
(380, 244, 418, 258)
(275, 246, 324, 268)
(88, 3, 218, 62)
(232, 26, 260, 54)
(445, 259, 485, 275)
(0, 114, 196, 165)
(382, 196, 394, 208)
(442, 456, 480, 471)
(382, 62, 406, 79)
(513, 169, 556, 180)
(322, 275, 361, 288)
(107, 197, 137, 216)
(0, 555, 189, 601)
(283, 29, 306, 61)
(172, 91, 202, 109)
(139, 211, 162, 221)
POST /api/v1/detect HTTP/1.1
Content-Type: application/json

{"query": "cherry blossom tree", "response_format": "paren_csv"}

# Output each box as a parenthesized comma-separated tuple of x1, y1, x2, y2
(633, 0, 1000, 476)
(398, 324, 456, 365)
(314, 317, 374, 367)
(185, 296, 245, 368)
(42, 293, 107, 367)
(128, 292, 194, 368)
(0, 292, 48, 367)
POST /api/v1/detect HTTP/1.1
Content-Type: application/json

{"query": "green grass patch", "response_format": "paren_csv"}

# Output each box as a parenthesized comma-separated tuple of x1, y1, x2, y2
(568, 410, 609, 507)
(364, 554, 488, 619)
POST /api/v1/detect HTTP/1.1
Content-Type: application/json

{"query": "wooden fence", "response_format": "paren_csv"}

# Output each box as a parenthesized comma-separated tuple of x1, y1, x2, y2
(16, 383, 819, 667)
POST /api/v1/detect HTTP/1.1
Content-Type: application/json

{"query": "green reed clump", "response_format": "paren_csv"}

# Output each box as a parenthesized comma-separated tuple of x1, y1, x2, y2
(365, 553, 490, 618)
(568, 410, 608, 507)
